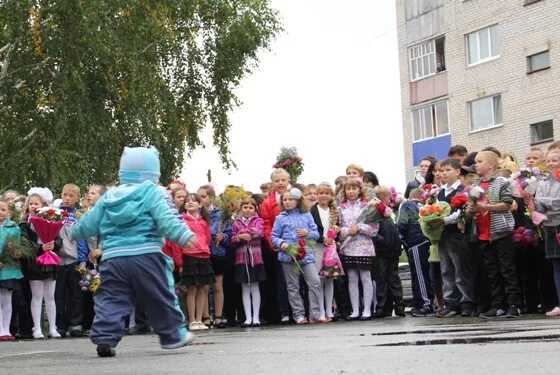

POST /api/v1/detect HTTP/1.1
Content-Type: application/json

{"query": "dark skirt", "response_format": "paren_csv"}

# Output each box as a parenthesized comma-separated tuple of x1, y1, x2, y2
(544, 226, 560, 259)
(0, 279, 21, 291)
(341, 255, 374, 270)
(233, 264, 267, 284)
(181, 256, 215, 287)
(211, 256, 228, 276)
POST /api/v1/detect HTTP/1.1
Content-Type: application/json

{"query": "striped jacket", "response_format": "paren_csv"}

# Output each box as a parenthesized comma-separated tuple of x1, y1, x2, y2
(471, 176, 515, 241)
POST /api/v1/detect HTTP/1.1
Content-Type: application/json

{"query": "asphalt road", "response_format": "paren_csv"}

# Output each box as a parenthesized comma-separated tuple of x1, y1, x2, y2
(1, 316, 560, 374)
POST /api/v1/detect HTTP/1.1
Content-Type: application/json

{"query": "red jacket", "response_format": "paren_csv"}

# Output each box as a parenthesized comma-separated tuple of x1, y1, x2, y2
(175, 213, 211, 266)
(260, 192, 281, 250)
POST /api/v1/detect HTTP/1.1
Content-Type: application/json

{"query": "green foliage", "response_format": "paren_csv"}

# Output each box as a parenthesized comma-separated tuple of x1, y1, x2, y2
(0, 0, 281, 193)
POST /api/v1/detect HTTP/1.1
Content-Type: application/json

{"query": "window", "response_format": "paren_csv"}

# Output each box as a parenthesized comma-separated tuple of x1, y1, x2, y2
(409, 40, 436, 81)
(530, 120, 554, 144)
(469, 95, 502, 131)
(409, 37, 446, 81)
(467, 25, 499, 65)
(528, 50, 550, 73)
(412, 100, 449, 141)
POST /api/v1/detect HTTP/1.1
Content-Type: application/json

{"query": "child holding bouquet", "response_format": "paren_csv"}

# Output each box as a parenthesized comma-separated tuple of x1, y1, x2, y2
(436, 159, 475, 317)
(231, 198, 266, 327)
(72, 147, 197, 357)
(535, 149, 560, 317)
(467, 151, 522, 318)
(338, 177, 379, 320)
(0, 199, 24, 340)
(310, 182, 341, 321)
(271, 188, 325, 324)
(19, 189, 63, 338)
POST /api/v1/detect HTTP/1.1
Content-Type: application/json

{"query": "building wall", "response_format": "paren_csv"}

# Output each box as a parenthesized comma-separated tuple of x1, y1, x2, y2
(396, 0, 560, 182)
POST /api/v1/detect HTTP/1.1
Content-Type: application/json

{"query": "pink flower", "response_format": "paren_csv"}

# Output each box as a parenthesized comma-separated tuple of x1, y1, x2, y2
(284, 158, 292, 166)
(295, 156, 302, 162)
(272, 163, 279, 168)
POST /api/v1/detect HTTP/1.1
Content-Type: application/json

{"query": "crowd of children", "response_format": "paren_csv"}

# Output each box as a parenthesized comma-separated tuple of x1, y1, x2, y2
(1, 141, 560, 349)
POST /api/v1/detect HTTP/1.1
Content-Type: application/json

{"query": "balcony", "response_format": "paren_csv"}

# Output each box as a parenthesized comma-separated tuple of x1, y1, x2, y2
(410, 70, 447, 105)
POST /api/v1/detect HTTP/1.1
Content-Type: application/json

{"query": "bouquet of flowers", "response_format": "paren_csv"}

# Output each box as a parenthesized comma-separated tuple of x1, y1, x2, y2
(272, 146, 304, 182)
(0, 236, 34, 264)
(284, 239, 315, 273)
(78, 267, 101, 293)
(510, 167, 541, 198)
(218, 186, 249, 244)
(320, 229, 344, 278)
(421, 183, 440, 204)
(339, 198, 392, 250)
(419, 202, 451, 262)
(465, 185, 485, 203)
(29, 207, 67, 269)
(450, 192, 469, 224)
(388, 187, 404, 209)
(512, 226, 538, 246)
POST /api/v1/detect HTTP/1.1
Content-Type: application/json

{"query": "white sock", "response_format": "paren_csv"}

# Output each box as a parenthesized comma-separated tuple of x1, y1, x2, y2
(348, 269, 360, 317)
(241, 284, 252, 325)
(30, 281, 45, 333)
(0, 288, 13, 336)
(250, 283, 261, 324)
(360, 269, 374, 317)
(44, 280, 57, 332)
(324, 279, 334, 318)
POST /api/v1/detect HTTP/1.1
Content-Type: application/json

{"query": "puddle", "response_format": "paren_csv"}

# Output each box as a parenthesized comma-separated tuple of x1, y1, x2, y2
(370, 334, 560, 346)
(370, 327, 545, 336)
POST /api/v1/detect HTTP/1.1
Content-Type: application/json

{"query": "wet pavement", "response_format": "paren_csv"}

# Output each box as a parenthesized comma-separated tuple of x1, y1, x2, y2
(1, 315, 559, 374)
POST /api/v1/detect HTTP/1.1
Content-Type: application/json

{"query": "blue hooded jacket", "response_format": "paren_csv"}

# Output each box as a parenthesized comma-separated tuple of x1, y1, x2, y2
(71, 147, 194, 260)
(208, 207, 231, 257)
(271, 209, 319, 264)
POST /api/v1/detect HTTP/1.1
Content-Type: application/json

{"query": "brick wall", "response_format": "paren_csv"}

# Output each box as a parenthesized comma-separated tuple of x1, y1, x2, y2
(396, 0, 560, 181)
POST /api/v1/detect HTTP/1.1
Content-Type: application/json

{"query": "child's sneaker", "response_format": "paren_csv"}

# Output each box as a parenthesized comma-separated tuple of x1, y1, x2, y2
(161, 331, 195, 349)
(545, 307, 560, 317)
(479, 308, 506, 319)
(504, 305, 520, 319)
(48, 329, 61, 338)
(280, 315, 290, 325)
(188, 321, 200, 331)
(97, 344, 116, 357)
(411, 307, 435, 317)
(196, 321, 209, 330)
(33, 330, 44, 339)
(436, 307, 458, 318)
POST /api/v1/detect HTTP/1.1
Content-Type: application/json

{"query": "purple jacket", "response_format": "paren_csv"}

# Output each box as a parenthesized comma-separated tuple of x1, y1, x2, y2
(231, 215, 264, 266)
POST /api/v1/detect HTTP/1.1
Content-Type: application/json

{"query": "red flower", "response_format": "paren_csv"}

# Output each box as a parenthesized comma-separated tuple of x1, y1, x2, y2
(61, 211, 69, 217)
(296, 239, 307, 260)
(47, 208, 56, 216)
(422, 183, 433, 192)
(555, 169, 560, 180)
(375, 202, 388, 216)
(283, 158, 292, 166)
(450, 193, 468, 209)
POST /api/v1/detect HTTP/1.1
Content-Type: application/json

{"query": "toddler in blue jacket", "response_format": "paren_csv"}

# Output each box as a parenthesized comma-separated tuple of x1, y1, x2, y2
(72, 147, 196, 357)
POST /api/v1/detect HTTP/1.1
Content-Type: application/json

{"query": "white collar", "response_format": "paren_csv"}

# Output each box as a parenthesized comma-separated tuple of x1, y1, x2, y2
(443, 180, 462, 193)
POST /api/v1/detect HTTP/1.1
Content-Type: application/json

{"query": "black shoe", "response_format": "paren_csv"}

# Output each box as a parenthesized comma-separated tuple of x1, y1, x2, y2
(97, 344, 116, 357)
(461, 307, 475, 317)
(57, 329, 67, 337)
(280, 315, 290, 325)
(436, 307, 458, 318)
(394, 305, 406, 317)
(251, 322, 261, 327)
(240, 322, 251, 328)
(411, 307, 435, 317)
(344, 315, 360, 321)
(215, 321, 227, 329)
(479, 308, 506, 319)
(70, 329, 83, 338)
(373, 310, 386, 319)
(504, 305, 520, 319)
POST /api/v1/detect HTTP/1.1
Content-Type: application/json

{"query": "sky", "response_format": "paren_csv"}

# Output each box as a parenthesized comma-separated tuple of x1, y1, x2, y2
(180, 0, 404, 194)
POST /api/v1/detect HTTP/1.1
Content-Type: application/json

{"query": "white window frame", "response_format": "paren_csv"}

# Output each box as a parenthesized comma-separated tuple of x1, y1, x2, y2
(411, 100, 450, 142)
(409, 39, 436, 82)
(469, 94, 503, 133)
(466, 25, 499, 66)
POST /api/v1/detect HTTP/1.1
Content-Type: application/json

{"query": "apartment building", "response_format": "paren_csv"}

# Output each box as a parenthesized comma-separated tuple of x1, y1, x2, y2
(396, 0, 560, 179)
